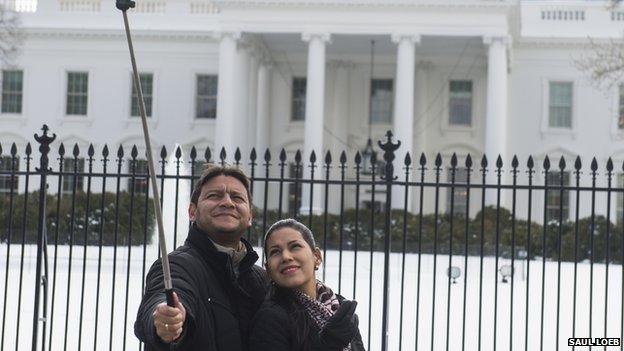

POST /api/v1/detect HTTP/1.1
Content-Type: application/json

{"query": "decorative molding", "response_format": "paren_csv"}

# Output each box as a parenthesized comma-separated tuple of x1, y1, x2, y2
(25, 28, 218, 41)
(391, 33, 421, 45)
(327, 59, 355, 70)
(301, 32, 331, 44)
(211, 0, 514, 11)
(483, 35, 511, 48)
(212, 30, 243, 42)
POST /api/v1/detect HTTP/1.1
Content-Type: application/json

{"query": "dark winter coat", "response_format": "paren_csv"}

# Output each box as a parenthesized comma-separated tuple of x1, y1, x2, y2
(249, 294, 366, 351)
(134, 224, 269, 351)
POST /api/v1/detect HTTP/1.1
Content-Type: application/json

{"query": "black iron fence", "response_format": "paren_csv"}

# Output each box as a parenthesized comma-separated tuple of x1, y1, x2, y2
(1, 125, 623, 350)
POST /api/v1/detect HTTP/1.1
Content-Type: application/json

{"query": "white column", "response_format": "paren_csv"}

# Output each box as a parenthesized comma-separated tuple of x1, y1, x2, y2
(484, 36, 509, 205)
(414, 61, 432, 157)
(215, 32, 249, 162)
(301, 32, 331, 214)
(247, 51, 260, 156)
(254, 61, 272, 209)
(391, 34, 419, 211)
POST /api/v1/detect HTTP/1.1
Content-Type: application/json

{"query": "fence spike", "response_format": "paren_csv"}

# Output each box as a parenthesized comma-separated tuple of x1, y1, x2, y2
(264, 149, 271, 162)
(204, 147, 211, 163)
(496, 155, 503, 169)
(435, 153, 442, 167)
(102, 145, 109, 158)
(88, 144, 94, 158)
(450, 153, 457, 168)
(465, 154, 472, 168)
(607, 157, 613, 172)
(310, 150, 317, 164)
(73, 143, 80, 157)
(117, 145, 124, 158)
(511, 155, 519, 169)
(190, 146, 197, 161)
(527, 155, 534, 169)
(175, 146, 182, 159)
(159, 145, 167, 159)
(591, 157, 598, 172)
(59, 143, 65, 156)
(419, 153, 426, 166)
(543, 155, 550, 170)
(26, 142, 32, 155)
(325, 150, 332, 165)
(404, 152, 412, 166)
(131, 145, 138, 159)
(279, 148, 287, 163)
(219, 147, 226, 164)
(354, 151, 362, 165)
(10, 142, 17, 156)
(340, 151, 347, 164)
(480, 154, 488, 168)
(0, 143, 2, 155)
(250, 148, 257, 162)
(558, 156, 566, 170)
(295, 150, 302, 163)
(574, 156, 582, 171)
(234, 147, 241, 164)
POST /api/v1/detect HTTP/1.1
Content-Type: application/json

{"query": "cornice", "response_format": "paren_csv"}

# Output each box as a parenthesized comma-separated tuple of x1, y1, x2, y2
(516, 37, 593, 49)
(211, 0, 515, 10)
(24, 27, 218, 41)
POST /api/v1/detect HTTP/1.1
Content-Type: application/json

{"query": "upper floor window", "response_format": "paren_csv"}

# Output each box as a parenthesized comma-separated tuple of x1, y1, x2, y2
(62, 158, 85, 194)
(446, 167, 469, 216)
(196, 75, 218, 119)
(548, 82, 573, 128)
(618, 84, 624, 130)
(131, 73, 153, 117)
(370, 79, 393, 124)
(66, 72, 88, 115)
(449, 80, 472, 126)
(128, 159, 149, 195)
(291, 77, 306, 121)
(546, 171, 570, 222)
(0, 156, 19, 194)
(2, 70, 23, 114)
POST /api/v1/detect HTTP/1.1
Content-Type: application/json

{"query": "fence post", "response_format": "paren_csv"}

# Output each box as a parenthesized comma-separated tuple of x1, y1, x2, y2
(378, 130, 400, 351)
(32, 124, 55, 351)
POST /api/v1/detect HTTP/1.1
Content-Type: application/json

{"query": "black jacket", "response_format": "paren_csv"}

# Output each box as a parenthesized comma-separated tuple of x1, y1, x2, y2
(249, 295, 366, 351)
(134, 224, 269, 351)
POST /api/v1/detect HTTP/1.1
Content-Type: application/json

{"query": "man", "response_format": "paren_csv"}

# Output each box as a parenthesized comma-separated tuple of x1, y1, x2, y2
(135, 165, 268, 350)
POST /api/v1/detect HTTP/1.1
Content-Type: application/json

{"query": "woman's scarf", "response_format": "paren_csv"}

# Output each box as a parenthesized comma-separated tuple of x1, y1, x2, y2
(293, 281, 352, 351)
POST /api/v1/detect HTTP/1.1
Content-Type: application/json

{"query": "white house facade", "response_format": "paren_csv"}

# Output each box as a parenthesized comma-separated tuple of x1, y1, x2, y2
(1, 0, 624, 221)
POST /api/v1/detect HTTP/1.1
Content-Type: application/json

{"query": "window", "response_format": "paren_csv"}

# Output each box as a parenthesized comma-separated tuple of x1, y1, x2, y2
(128, 159, 149, 195)
(449, 80, 472, 126)
(66, 72, 88, 115)
(370, 79, 393, 123)
(362, 200, 384, 214)
(2, 70, 22, 113)
(546, 171, 570, 222)
(291, 77, 306, 121)
(618, 84, 624, 130)
(62, 158, 85, 194)
(617, 174, 624, 225)
(0, 156, 19, 193)
(288, 163, 302, 214)
(196, 75, 218, 119)
(548, 82, 573, 128)
(446, 168, 468, 215)
(131, 73, 153, 117)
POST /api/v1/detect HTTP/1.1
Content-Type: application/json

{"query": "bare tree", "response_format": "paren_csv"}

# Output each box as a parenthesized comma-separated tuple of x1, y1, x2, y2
(0, 2, 22, 67)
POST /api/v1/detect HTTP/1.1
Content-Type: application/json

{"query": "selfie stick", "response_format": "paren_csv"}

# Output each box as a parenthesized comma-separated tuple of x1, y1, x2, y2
(115, 0, 175, 307)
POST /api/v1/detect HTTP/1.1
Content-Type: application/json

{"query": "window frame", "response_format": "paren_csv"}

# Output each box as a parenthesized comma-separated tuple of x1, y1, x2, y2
(541, 78, 577, 136)
(65, 71, 89, 116)
(0, 155, 19, 194)
(369, 78, 394, 124)
(1, 70, 23, 114)
(195, 74, 218, 119)
(61, 157, 85, 195)
(545, 170, 570, 222)
(446, 167, 469, 216)
(130, 72, 154, 118)
(448, 79, 473, 127)
(291, 77, 307, 122)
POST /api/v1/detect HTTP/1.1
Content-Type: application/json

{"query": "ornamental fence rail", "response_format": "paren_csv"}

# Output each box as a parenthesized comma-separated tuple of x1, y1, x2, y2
(1, 125, 624, 351)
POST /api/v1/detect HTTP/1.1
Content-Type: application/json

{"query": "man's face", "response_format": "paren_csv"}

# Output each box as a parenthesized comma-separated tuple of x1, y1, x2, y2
(188, 175, 252, 241)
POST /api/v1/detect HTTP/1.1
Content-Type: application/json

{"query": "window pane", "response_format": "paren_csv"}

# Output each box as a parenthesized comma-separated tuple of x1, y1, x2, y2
(196, 75, 218, 119)
(128, 159, 149, 195)
(1, 70, 22, 113)
(291, 77, 306, 121)
(0, 156, 19, 193)
(449, 80, 472, 126)
(618, 174, 624, 225)
(288, 163, 302, 214)
(370, 79, 393, 124)
(548, 82, 572, 128)
(618, 84, 624, 129)
(62, 158, 85, 194)
(131, 73, 153, 117)
(546, 171, 570, 221)
(66, 72, 88, 115)
(446, 168, 469, 215)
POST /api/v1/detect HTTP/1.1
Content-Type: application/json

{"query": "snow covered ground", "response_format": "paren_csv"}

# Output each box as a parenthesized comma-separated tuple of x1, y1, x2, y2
(0, 242, 622, 350)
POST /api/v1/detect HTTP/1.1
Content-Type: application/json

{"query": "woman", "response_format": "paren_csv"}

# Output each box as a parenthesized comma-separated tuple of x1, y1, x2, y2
(250, 219, 365, 351)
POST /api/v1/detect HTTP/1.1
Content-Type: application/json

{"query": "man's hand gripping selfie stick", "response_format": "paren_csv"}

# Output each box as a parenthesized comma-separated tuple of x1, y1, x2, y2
(116, 0, 175, 308)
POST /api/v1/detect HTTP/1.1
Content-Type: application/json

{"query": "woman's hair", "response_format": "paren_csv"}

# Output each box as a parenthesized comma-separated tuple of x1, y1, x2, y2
(263, 218, 318, 350)
(263, 218, 316, 256)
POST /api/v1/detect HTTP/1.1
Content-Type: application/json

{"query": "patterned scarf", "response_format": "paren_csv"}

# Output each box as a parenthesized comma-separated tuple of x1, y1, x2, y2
(293, 281, 352, 351)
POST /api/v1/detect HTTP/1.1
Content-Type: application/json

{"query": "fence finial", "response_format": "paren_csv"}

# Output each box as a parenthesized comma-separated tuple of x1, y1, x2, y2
(34, 124, 56, 172)
(378, 130, 400, 181)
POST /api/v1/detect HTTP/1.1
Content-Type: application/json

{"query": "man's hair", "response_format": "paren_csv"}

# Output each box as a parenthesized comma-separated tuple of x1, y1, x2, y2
(263, 218, 317, 257)
(190, 164, 252, 205)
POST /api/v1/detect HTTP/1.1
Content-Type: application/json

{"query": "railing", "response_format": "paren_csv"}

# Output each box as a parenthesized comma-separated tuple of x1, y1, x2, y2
(1, 125, 623, 350)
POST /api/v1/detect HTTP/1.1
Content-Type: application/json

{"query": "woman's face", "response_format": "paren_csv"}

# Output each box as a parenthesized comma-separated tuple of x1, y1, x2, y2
(265, 227, 322, 297)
